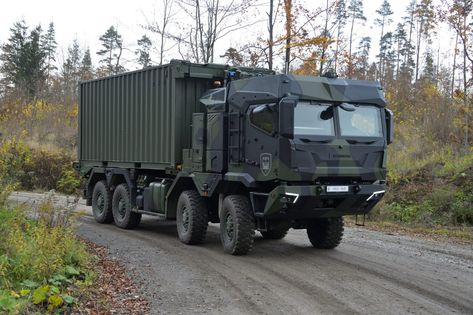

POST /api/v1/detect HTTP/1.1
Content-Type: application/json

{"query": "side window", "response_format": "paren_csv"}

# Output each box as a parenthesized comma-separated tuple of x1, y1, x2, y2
(250, 104, 276, 134)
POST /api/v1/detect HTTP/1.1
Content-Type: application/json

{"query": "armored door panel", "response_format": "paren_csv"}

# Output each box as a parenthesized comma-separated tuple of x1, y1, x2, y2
(244, 104, 279, 181)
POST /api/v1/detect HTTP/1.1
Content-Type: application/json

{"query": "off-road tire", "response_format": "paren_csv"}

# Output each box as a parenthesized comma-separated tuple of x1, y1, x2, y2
(91, 180, 113, 224)
(176, 190, 208, 244)
(220, 195, 255, 255)
(307, 217, 344, 249)
(261, 227, 289, 240)
(112, 183, 142, 229)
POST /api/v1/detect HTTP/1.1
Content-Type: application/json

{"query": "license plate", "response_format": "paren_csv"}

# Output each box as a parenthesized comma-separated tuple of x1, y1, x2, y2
(326, 186, 349, 193)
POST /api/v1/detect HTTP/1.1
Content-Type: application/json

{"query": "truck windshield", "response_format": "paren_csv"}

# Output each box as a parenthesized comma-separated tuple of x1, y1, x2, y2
(294, 103, 335, 136)
(293, 102, 383, 138)
(338, 106, 382, 137)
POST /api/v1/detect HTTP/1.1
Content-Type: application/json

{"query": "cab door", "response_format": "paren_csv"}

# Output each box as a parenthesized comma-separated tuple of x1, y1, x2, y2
(243, 103, 279, 181)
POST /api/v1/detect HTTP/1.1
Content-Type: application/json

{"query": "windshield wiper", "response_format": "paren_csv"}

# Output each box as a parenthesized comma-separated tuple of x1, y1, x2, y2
(299, 138, 332, 143)
(346, 139, 377, 144)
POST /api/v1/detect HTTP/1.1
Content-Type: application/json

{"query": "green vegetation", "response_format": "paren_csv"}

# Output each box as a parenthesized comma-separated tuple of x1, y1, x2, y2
(371, 147, 473, 229)
(0, 138, 80, 194)
(0, 190, 92, 314)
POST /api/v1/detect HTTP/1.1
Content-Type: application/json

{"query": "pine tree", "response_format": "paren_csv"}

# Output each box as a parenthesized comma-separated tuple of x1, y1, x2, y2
(394, 22, 408, 79)
(62, 39, 82, 98)
(347, 0, 366, 78)
(318, 0, 333, 74)
(375, 0, 393, 81)
(41, 22, 57, 79)
(414, 0, 436, 81)
(97, 26, 124, 75)
(0, 20, 47, 98)
(377, 32, 394, 83)
(0, 20, 28, 91)
(64, 40, 82, 80)
(445, 0, 473, 149)
(80, 48, 94, 80)
(135, 35, 152, 68)
(403, 0, 416, 78)
(354, 36, 371, 79)
(333, 0, 348, 73)
(26, 25, 47, 97)
(422, 50, 436, 82)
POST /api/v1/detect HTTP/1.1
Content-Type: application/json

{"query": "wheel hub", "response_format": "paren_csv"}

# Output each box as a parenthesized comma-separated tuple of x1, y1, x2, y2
(96, 193, 105, 214)
(225, 213, 234, 241)
(118, 198, 127, 217)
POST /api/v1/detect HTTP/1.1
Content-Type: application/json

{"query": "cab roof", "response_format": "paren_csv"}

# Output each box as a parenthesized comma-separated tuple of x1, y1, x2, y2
(228, 74, 386, 107)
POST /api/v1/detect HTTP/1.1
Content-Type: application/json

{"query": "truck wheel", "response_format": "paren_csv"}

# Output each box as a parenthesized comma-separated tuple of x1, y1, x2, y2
(307, 217, 344, 249)
(220, 195, 255, 255)
(261, 227, 289, 240)
(176, 190, 208, 244)
(260, 221, 290, 240)
(91, 180, 113, 224)
(112, 183, 142, 229)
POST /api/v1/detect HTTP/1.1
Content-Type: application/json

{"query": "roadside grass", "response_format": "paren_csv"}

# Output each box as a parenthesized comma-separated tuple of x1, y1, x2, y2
(0, 190, 94, 314)
(346, 217, 473, 242)
(361, 145, 473, 240)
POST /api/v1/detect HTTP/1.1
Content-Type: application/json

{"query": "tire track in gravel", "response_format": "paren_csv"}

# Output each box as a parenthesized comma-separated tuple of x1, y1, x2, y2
(90, 218, 354, 314)
(322, 251, 471, 314)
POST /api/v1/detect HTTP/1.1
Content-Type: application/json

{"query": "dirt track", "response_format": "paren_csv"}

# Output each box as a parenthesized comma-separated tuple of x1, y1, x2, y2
(10, 192, 473, 314)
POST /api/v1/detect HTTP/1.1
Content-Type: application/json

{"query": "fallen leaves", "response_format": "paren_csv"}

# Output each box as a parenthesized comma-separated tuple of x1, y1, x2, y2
(73, 240, 151, 315)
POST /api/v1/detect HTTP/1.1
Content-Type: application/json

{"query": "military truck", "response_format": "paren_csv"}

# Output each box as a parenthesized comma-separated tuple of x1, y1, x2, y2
(75, 60, 393, 255)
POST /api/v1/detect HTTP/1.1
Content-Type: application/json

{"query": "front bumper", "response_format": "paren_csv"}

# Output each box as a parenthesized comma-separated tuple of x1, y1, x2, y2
(249, 184, 386, 219)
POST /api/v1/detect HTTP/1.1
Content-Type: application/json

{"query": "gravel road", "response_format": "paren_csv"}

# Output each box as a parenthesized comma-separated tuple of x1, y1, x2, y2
(9, 192, 473, 315)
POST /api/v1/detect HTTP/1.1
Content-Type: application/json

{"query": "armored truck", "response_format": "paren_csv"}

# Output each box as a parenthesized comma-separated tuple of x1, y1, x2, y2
(76, 60, 393, 255)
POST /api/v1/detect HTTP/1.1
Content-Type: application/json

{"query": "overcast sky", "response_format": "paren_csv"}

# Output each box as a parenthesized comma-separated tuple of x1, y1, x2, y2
(0, 0, 454, 71)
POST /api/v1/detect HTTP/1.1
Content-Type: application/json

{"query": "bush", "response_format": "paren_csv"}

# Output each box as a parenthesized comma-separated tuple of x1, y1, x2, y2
(375, 149, 473, 227)
(56, 168, 81, 195)
(0, 139, 30, 187)
(0, 139, 80, 194)
(0, 192, 91, 314)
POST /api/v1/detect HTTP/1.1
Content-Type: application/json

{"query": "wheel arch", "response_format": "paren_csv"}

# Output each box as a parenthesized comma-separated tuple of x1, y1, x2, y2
(86, 168, 136, 207)
(85, 168, 106, 206)
(166, 175, 196, 220)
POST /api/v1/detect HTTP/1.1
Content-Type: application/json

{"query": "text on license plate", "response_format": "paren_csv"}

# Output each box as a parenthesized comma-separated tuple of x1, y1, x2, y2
(326, 186, 349, 193)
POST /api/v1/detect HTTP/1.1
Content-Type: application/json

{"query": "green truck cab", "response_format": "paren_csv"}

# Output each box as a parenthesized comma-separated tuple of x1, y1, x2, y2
(76, 60, 393, 255)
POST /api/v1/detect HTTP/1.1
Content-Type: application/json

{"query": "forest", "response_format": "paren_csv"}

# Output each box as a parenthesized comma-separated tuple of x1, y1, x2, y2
(0, 0, 472, 230)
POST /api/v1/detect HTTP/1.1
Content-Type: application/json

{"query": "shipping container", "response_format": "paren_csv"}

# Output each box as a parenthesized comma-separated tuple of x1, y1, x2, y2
(78, 60, 271, 173)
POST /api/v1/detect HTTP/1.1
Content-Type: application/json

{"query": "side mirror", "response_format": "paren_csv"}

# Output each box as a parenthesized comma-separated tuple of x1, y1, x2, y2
(385, 108, 394, 145)
(279, 98, 296, 139)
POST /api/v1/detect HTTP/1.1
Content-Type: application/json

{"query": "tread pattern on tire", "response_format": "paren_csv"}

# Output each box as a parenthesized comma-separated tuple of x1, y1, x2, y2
(307, 217, 344, 249)
(221, 195, 255, 255)
(261, 227, 289, 240)
(177, 190, 208, 245)
(112, 183, 141, 229)
(92, 180, 113, 224)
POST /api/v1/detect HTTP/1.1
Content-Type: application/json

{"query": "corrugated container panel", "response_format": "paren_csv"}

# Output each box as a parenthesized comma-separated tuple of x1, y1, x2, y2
(78, 60, 272, 170)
